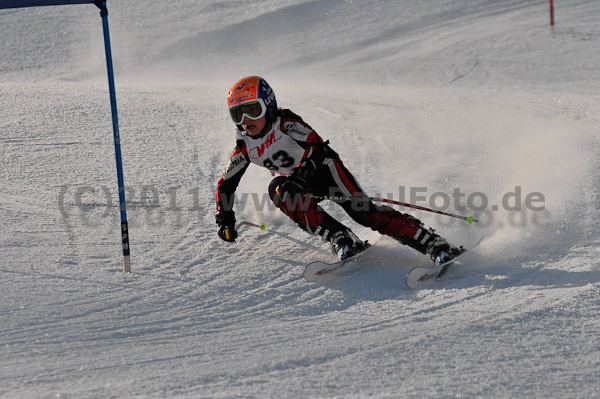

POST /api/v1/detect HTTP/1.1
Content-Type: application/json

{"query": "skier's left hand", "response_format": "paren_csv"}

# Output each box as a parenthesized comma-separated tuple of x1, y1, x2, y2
(278, 159, 316, 201)
(278, 175, 306, 201)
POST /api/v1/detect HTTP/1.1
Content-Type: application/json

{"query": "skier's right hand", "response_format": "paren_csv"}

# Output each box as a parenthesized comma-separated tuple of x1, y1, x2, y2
(216, 210, 237, 242)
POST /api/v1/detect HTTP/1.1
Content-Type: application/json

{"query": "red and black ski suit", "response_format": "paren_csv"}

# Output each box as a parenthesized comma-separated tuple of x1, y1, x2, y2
(216, 109, 426, 248)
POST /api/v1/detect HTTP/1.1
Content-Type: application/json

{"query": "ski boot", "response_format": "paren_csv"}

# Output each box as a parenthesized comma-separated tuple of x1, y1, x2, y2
(396, 224, 464, 265)
(425, 235, 465, 265)
(329, 229, 369, 261)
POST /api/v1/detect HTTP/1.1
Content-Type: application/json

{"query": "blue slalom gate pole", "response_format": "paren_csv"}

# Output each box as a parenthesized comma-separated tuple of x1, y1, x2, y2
(0, 0, 132, 272)
(95, 0, 131, 272)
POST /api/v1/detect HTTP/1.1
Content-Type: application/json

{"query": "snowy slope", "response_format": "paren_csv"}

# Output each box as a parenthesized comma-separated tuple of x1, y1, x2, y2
(1, 0, 599, 398)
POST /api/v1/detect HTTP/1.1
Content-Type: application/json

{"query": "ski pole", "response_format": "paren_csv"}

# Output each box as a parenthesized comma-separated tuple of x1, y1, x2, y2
(236, 221, 267, 231)
(235, 220, 316, 247)
(306, 194, 479, 224)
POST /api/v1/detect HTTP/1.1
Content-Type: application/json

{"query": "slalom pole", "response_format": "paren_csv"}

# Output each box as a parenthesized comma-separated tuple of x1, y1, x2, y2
(306, 194, 479, 224)
(550, 0, 555, 28)
(95, 0, 131, 272)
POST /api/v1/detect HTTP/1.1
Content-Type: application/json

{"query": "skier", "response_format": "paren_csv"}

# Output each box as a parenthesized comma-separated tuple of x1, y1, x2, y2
(215, 76, 463, 264)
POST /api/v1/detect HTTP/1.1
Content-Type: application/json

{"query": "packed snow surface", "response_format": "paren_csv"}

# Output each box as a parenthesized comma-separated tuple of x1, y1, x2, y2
(1, 0, 599, 398)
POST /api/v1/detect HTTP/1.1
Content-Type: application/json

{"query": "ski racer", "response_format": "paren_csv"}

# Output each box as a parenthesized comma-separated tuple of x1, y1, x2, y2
(215, 76, 463, 264)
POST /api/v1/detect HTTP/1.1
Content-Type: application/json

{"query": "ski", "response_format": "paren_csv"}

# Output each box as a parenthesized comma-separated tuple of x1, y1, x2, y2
(405, 236, 484, 289)
(405, 251, 469, 289)
(303, 238, 381, 282)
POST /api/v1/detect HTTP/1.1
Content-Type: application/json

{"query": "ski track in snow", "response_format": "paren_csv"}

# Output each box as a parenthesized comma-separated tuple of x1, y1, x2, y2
(1, 1, 599, 398)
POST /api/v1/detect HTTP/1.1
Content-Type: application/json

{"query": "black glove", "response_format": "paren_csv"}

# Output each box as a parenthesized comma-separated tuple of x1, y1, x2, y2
(278, 159, 316, 201)
(215, 210, 237, 242)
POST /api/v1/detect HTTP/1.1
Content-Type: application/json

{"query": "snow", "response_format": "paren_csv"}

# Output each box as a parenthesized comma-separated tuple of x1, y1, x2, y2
(1, 0, 599, 398)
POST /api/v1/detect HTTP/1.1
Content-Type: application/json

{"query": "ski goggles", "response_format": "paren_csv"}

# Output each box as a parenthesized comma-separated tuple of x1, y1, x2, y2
(229, 100, 267, 125)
